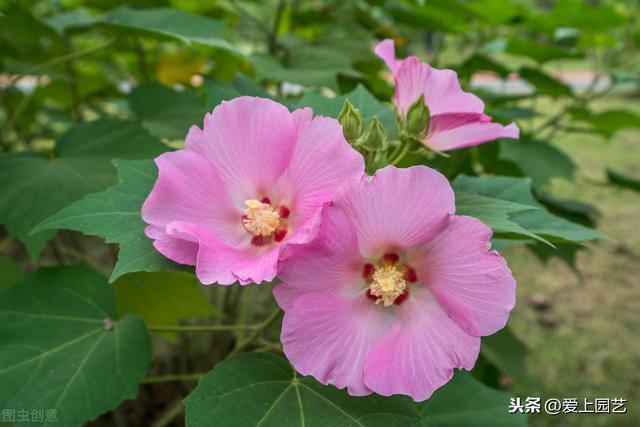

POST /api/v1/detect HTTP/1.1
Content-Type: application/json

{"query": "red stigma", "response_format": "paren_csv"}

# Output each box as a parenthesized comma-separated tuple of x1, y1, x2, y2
(366, 289, 377, 301)
(279, 205, 290, 218)
(394, 291, 409, 305)
(260, 197, 272, 204)
(274, 228, 287, 242)
(383, 253, 400, 265)
(404, 266, 418, 283)
(362, 263, 374, 280)
(251, 236, 266, 246)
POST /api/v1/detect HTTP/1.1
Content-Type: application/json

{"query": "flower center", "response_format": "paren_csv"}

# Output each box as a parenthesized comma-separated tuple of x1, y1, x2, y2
(242, 199, 281, 237)
(369, 265, 407, 307)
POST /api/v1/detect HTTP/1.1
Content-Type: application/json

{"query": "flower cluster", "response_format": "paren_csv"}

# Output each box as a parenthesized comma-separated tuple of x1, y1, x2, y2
(142, 39, 517, 402)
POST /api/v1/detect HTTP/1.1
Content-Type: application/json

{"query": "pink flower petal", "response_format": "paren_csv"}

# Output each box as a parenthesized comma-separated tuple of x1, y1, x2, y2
(185, 96, 296, 205)
(363, 289, 480, 401)
(281, 292, 393, 396)
(408, 215, 516, 336)
(426, 113, 520, 152)
(334, 166, 454, 257)
(145, 224, 198, 265)
(275, 207, 362, 310)
(373, 39, 401, 74)
(393, 57, 485, 117)
(141, 150, 246, 263)
(165, 221, 279, 285)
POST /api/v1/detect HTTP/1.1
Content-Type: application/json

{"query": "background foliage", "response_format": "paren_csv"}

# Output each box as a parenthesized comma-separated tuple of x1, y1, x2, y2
(1, 0, 639, 426)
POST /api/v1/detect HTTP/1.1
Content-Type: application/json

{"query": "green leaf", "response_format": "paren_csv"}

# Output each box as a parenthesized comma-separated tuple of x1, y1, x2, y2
(184, 352, 527, 427)
(570, 107, 640, 136)
(251, 47, 360, 90)
(607, 168, 640, 193)
(100, 7, 236, 51)
(129, 82, 206, 140)
(506, 37, 582, 63)
(205, 75, 275, 111)
(455, 193, 544, 243)
(518, 67, 572, 98)
(0, 266, 152, 426)
(0, 256, 25, 293)
(0, 120, 167, 259)
(481, 328, 528, 383)
(499, 140, 575, 190)
(453, 175, 604, 244)
(389, 4, 469, 33)
(185, 352, 419, 427)
(43, 10, 98, 35)
(418, 369, 528, 426)
(33, 159, 185, 283)
(115, 271, 218, 341)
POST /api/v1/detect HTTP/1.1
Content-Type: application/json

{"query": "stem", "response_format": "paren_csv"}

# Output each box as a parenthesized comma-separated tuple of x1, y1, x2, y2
(390, 140, 412, 165)
(140, 373, 204, 384)
(147, 323, 260, 333)
(268, 0, 287, 54)
(230, 307, 282, 356)
(62, 38, 82, 122)
(151, 400, 184, 427)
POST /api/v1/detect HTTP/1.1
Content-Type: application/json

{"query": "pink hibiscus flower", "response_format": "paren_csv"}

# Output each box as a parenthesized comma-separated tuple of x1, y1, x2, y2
(274, 166, 516, 401)
(374, 39, 519, 152)
(142, 96, 365, 285)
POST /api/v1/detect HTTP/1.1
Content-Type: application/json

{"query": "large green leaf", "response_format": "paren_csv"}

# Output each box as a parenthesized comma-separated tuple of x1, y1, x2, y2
(115, 271, 218, 341)
(129, 82, 206, 140)
(453, 175, 604, 244)
(100, 7, 235, 51)
(455, 192, 543, 243)
(184, 352, 527, 427)
(499, 140, 575, 190)
(0, 120, 167, 259)
(0, 266, 152, 427)
(33, 159, 185, 283)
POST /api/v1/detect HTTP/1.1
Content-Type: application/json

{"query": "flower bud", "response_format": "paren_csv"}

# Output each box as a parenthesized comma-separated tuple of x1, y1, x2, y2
(338, 100, 362, 143)
(405, 95, 430, 136)
(360, 116, 387, 152)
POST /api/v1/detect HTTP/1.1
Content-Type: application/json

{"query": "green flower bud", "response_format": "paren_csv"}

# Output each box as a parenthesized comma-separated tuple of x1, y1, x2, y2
(360, 116, 387, 152)
(338, 100, 362, 143)
(405, 95, 430, 136)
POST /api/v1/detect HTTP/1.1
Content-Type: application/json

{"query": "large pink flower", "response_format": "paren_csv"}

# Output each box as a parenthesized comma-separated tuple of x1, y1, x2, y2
(274, 166, 516, 401)
(142, 96, 365, 285)
(374, 39, 519, 151)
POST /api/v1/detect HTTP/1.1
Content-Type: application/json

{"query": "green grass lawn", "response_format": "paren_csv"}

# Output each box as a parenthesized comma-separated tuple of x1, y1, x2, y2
(503, 93, 640, 426)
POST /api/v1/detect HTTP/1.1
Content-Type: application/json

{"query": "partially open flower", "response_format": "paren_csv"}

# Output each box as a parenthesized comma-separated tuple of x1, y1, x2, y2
(274, 166, 516, 401)
(374, 39, 519, 151)
(142, 96, 365, 285)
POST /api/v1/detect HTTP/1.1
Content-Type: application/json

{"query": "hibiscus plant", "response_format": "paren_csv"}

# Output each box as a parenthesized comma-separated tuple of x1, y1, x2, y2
(0, 1, 638, 426)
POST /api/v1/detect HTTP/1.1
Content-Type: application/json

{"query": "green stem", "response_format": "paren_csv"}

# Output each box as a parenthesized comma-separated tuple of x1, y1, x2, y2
(151, 400, 184, 427)
(140, 373, 204, 384)
(147, 323, 260, 333)
(268, 0, 287, 54)
(389, 140, 412, 165)
(230, 307, 282, 356)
